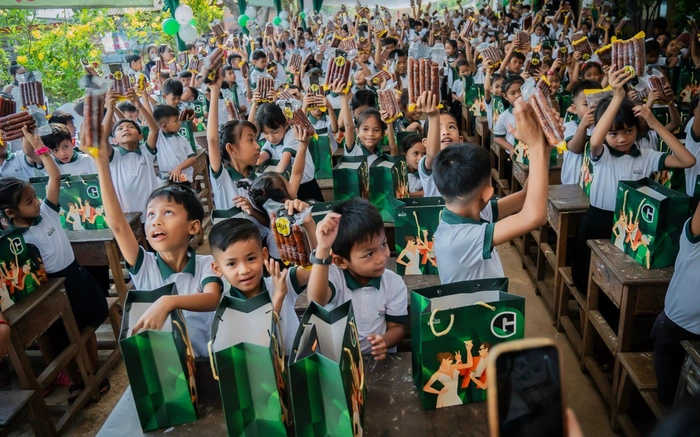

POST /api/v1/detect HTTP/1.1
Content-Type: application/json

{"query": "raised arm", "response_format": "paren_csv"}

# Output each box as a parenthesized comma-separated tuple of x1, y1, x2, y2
(22, 127, 60, 205)
(207, 74, 224, 174)
(418, 91, 440, 170)
(634, 105, 696, 169)
(287, 126, 309, 199)
(307, 212, 340, 306)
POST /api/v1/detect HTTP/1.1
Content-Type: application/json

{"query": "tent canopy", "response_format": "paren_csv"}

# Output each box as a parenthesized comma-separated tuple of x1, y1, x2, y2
(0, 0, 154, 8)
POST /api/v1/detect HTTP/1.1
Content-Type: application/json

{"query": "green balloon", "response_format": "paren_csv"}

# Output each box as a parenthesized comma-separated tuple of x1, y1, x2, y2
(190, 18, 196, 27)
(273, 16, 282, 26)
(162, 17, 180, 35)
(238, 14, 250, 27)
(299, 12, 306, 20)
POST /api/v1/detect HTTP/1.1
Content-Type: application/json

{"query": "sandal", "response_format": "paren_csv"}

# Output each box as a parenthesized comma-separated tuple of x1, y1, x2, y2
(98, 378, 111, 397)
(67, 383, 85, 405)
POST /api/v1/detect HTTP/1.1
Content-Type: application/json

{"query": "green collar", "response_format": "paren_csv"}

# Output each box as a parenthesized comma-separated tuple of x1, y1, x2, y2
(156, 247, 197, 280)
(228, 278, 267, 299)
(357, 140, 384, 157)
(226, 165, 256, 181)
(441, 207, 484, 225)
(343, 269, 382, 290)
(253, 66, 265, 72)
(162, 132, 182, 138)
(118, 145, 142, 155)
(607, 144, 641, 158)
(8, 215, 42, 232)
(3, 151, 15, 162)
(329, 91, 339, 98)
(56, 149, 79, 165)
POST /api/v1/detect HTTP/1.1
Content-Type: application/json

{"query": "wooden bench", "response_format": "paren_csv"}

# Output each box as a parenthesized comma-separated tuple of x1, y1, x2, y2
(612, 352, 668, 435)
(557, 267, 586, 358)
(475, 116, 489, 150)
(490, 139, 510, 197)
(0, 390, 52, 437)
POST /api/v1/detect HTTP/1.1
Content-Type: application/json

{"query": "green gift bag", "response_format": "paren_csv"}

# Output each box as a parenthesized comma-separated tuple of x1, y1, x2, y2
(333, 156, 369, 201)
(119, 284, 198, 432)
(611, 178, 691, 269)
(289, 301, 366, 437)
(178, 121, 198, 154)
(30, 175, 108, 230)
(208, 292, 291, 436)
(309, 134, 334, 180)
(674, 67, 700, 101)
(394, 197, 445, 276)
(0, 230, 47, 311)
(256, 159, 292, 181)
(211, 206, 248, 225)
(651, 135, 686, 193)
(580, 141, 594, 197)
(369, 155, 410, 223)
(491, 95, 506, 127)
(411, 279, 525, 410)
(512, 142, 559, 167)
(310, 201, 342, 224)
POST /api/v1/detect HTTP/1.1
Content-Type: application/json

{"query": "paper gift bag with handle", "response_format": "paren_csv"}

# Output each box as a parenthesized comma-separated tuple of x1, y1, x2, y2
(211, 206, 248, 225)
(310, 201, 342, 224)
(0, 229, 47, 311)
(611, 178, 690, 269)
(369, 155, 410, 223)
(411, 278, 525, 410)
(309, 133, 334, 180)
(289, 301, 366, 437)
(119, 284, 197, 432)
(651, 135, 686, 193)
(208, 292, 291, 436)
(255, 159, 293, 181)
(30, 175, 108, 230)
(394, 197, 445, 276)
(333, 156, 369, 201)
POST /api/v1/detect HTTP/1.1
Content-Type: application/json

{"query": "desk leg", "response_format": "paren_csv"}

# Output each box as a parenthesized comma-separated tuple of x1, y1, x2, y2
(610, 286, 638, 418)
(105, 241, 127, 304)
(581, 258, 600, 373)
(553, 215, 569, 326)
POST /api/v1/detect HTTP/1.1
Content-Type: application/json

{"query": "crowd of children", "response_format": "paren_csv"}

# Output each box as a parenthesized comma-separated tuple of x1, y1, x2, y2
(1, 1, 700, 427)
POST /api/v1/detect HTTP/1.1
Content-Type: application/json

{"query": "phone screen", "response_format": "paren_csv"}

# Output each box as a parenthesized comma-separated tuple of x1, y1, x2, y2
(495, 346, 564, 437)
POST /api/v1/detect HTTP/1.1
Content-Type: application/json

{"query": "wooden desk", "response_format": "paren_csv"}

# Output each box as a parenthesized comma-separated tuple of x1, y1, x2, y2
(5, 279, 97, 436)
(66, 212, 142, 304)
(581, 240, 673, 406)
(490, 139, 510, 197)
(319, 178, 334, 201)
(193, 131, 207, 150)
(97, 352, 488, 436)
(0, 390, 51, 437)
(475, 116, 489, 150)
(537, 185, 589, 321)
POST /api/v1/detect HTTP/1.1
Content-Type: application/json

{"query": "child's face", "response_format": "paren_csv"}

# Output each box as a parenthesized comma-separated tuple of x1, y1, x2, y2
(493, 78, 504, 96)
(338, 232, 390, 279)
(583, 66, 604, 82)
(354, 71, 367, 87)
(253, 57, 268, 70)
(262, 125, 286, 146)
(114, 121, 143, 145)
(224, 70, 236, 83)
(9, 186, 41, 221)
(573, 92, 589, 118)
(145, 197, 199, 251)
(231, 57, 242, 69)
(646, 50, 660, 65)
(164, 93, 181, 106)
(131, 59, 143, 72)
(181, 88, 195, 102)
(445, 44, 456, 57)
(212, 239, 268, 294)
(440, 113, 463, 148)
(405, 142, 426, 171)
(548, 75, 561, 92)
(505, 82, 522, 105)
(268, 65, 278, 77)
(195, 76, 203, 87)
(358, 117, 384, 149)
(396, 56, 408, 75)
(458, 65, 469, 77)
(161, 116, 181, 134)
(229, 126, 261, 167)
(50, 140, 75, 164)
(359, 52, 370, 63)
(606, 124, 638, 153)
(353, 105, 370, 120)
(405, 104, 422, 121)
(535, 26, 544, 36)
(310, 107, 323, 119)
(65, 120, 76, 138)
(508, 57, 523, 73)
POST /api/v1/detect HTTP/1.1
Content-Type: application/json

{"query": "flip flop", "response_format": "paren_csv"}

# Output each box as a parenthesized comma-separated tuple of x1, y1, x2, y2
(67, 383, 85, 405)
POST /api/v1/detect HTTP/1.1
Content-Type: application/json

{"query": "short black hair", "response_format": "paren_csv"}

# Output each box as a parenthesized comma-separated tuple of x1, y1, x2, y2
(331, 198, 385, 260)
(252, 49, 268, 61)
(571, 79, 602, 98)
(256, 103, 286, 130)
(382, 37, 398, 47)
(184, 86, 199, 100)
(433, 143, 490, 203)
(209, 218, 262, 253)
(389, 49, 407, 60)
(511, 51, 526, 61)
(153, 104, 180, 125)
(162, 78, 183, 97)
(48, 110, 74, 126)
(41, 123, 73, 150)
(186, 43, 195, 51)
(501, 74, 524, 108)
(125, 54, 141, 65)
(112, 118, 141, 136)
(401, 133, 423, 154)
(645, 39, 661, 55)
(146, 184, 204, 222)
(581, 62, 603, 76)
(351, 89, 376, 110)
(222, 65, 234, 75)
(178, 70, 193, 79)
(116, 101, 138, 113)
(595, 96, 638, 132)
(9, 64, 24, 77)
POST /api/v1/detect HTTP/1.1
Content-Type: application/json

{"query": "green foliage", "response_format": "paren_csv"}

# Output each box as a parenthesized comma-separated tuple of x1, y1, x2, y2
(181, 0, 224, 34)
(674, 0, 700, 33)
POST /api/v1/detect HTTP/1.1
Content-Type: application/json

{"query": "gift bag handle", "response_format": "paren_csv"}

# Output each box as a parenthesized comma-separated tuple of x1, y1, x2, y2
(270, 310, 286, 374)
(207, 340, 219, 381)
(173, 320, 198, 403)
(344, 320, 365, 390)
(429, 302, 496, 337)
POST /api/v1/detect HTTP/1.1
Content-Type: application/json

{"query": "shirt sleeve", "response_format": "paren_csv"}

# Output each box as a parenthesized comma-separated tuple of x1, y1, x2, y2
(493, 112, 508, 138)
(126, 246, 158, 285)
(325, 265, 347, 309)
(563, 121, 578, 143)
(385, 277, 408, 323)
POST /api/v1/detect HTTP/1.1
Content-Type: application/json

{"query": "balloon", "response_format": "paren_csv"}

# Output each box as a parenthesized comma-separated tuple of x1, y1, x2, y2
(245, 6, 257, 17)
(303, 7, 310, 14)
(273, 16, 282, 26)
(279, 11, 289, 20)
(174, 5, 194, 25)
(299, 12, 306, 20)
(190, 18, 196, 27)
(280, 19, 290, 30)
(162, 18, 180, 35)
(238, 14, 250, 27)
(178, 24, 198, 43)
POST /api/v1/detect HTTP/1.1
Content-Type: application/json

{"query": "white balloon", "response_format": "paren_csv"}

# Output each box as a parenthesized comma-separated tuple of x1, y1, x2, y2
(245, 6, 257, 18)
(280, 19, 290, 30)
(303, 7, 310, 14)
(174, 5, 194, 25)
(279, 11, 289, 20)
(178, 24, 198, 43)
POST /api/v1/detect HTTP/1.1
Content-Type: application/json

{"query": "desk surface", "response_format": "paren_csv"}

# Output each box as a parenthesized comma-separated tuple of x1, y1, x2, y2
(4, 278, 65, 326)
(97, 352, 488, 436)
(587, 239, 674, 286)
(65, 212, 141, 243)
(548, 184, 590, 212)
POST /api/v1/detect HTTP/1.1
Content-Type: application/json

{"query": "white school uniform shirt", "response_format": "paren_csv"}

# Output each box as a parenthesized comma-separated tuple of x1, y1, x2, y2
(249, 67, 266, 90)
(589, 144, 668, 211)
(344, 140, 384, 167)
(637, 130, 660, 151)
(663, 218, 700, 335)
(51, 150, 97, 176)
(262, 128, 315, 183)
(493, 107, 516, 152)
(310, 114, 338, 153)
(324, 265, 408, 354)
(485, 99, 494, 129)
(418, 155, 440, 197)
(128, 246, 222, 358)
(561, 120, 593, 185)
(684, 117, 700, 196)
(451, 77, 465, 97)
(109, 144, 159, 224)
(0, 150, 40, 180)
(16, 200, 74, 274)
(155, 131, 196, 182)
(434, 201, 505, 284)
(408, 172, 423, 193)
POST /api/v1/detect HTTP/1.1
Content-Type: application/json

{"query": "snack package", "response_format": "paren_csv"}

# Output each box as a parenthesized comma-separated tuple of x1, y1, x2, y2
(461, 17, 476, 38)
(79, 75, 112, 155)
(324, 51, 352, 91)
(536, 76, 551, 99)
(306, 84, 325, 110)
(265, 23, 274, 37)
(407, 57, 440, 110)
(278, 100, 317, 137)
(202, 47, 225, 84)
(514, 31, 530, 51)
(17, 72, 45, 110)
(176, 52, 189, 68)
(633, 78, 651, 101)
(377, 88, 402, 122)
(556, 44, 570, 65)
(265, 200, 313, 266)
(524, 57, 541, 76)
(572, 36, 593, 61)
(0, 112, 34, 144)
(373, 17, 387, 38)
(0, 95, 16, 118)
(256, 75, 275, 102)
(583, 86, 613, 111)
(81, 59, 101, 77)
(521, 77, 566, 153)
(107, 64, 131, 99)
(179, 105, 194, 121)
(675, 31, 693, 49)
(225, 99, 241, 120)
(478, 43, 502, 70)
(188, 55, 201, 73)
(211, 23, 226, 37)
(339, 37, 357, 53)
(594, 43, 612, 66)
(611, 32, 645, 77)
(648, 69, 674, 104)
(369, 69, 392, 86)
(289, 53, 303, 71)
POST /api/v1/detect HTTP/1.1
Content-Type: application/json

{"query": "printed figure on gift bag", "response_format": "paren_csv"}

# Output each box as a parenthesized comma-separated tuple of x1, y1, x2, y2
(461, 342, 490, 391)
(397, 236, 423, 275)
(395, 200, 443, 275)
(423, 340, 475, 408)
(30, 175, 109, 230)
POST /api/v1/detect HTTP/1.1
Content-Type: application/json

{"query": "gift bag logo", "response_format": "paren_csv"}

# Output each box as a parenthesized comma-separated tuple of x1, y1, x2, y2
(491, 311, 517, 338)
(641, 203, 656, 224)
(9, 237, 23, 256)
(86, 185, 99, 199)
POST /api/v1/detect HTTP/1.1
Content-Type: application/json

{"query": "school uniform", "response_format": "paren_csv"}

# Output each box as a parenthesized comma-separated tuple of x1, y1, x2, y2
(434, 201, 504, 283)
(324, 265, 408, 354)
(562, 119, 592, 185)
(652, 217, 700, 405)
(418, 155, 440, 197)
(309, 114, 338, 153)
(262, 128, 323, 201)
(344, 139, 384, 167)
(127, 246, 222, 358)
(493, 107, 516, 151)
(408, 171, 423, 194)
(685, 118, 700, 197)
(638, 130, 660, 151)
(229, 81, 249, 115)
(0, 150, 41, 180)
(249, 66, 266, 90)
(228, 268, 304, 355)
(51, 150, 97, 176)
(155, 131, 196, 182)
(109, 143, 159, 224)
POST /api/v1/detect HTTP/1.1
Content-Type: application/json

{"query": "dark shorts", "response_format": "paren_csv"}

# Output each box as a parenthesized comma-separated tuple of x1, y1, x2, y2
(297, 179, 324, 203)
(572, 206, 615, 293)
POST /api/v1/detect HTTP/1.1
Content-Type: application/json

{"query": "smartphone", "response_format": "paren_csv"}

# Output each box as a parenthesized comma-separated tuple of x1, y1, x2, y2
(487, 339, 567, 437)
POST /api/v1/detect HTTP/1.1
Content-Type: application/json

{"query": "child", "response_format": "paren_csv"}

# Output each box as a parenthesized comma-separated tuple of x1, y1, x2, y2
(344, 108, 398, 165)
(308, 198, 407, 360)
(152, 104, 196, 183)
(432, 98, 551, 283)
(561, 80, 601, 185)
(0, 133, 42, 180)
(483, 62, 504, 129)
(86, 131, 222, 358)
(249, 50, 269, 89)
(498, 45, 525, 76)
(493, 74, 524, 155)
(162, 78, 183, 107)
(48, 111, 76, 139)
(126, 53, 142, 74)
(401, 133, 426, 197)
(116, 101, 141, 123)
(652, 200, 700, 406)
(209, 218, 311, 354)
(255, 103, 323, 201)
(5, 127, 109, 402)
(28, 124, 96, 176)
(684, 98, 700, 198)
(571, 68, 696, 292)
(450, 59, 473, 104)
(397, 92, 423, 134)
(306, 89, 339, 153)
